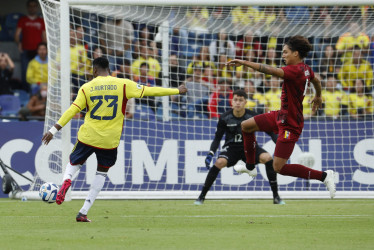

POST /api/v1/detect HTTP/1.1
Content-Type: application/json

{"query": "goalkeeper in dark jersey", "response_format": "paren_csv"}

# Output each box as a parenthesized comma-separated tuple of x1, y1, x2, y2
(195, 89, 284, 205)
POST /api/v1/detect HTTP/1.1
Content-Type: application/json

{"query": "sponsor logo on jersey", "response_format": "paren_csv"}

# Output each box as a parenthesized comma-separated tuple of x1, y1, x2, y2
(136, 84, 142, 89)
(227, 124, 237, 127)
(284, 130, 291, 139)
(305, 70, 310, 76)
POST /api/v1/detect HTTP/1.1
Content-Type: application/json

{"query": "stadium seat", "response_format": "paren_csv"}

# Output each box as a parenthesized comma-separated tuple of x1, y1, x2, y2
(0, 94, 21, 116)
(13, 90, 30, 107)
(4, 13, 23, 41)
(134, 103, 155, 120)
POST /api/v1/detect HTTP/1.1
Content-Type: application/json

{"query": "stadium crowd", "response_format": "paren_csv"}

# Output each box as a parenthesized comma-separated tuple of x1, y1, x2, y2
(0, 2, 374, 120)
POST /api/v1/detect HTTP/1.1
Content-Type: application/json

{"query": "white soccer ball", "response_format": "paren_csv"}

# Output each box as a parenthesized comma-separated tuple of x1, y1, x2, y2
(39, 182, 59, 203)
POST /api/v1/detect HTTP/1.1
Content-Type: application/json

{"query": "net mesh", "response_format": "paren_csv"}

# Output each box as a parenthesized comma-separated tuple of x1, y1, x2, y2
(33, 0, 374, 198)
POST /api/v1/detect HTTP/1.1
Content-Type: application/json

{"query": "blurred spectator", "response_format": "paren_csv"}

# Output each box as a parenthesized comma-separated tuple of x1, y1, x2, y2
(261, 6, 279, 32)
(217, 54, 234, 80)
(18, 83, 47, 121)
(348, 79, 373, 119)
(319, 45, 342, 76)
(131, 46, 161, 80)
(99, 17, 134, 71)
(134, 62, 155, 87)
(14, 0, 46, 92)
(26, 42, 48, 94)
(335, 22, 370, 62)
(0, 53, 15, 95)
(369, 35, 374, 67)
(284, 6, 310, 25)
(207, 6, 232, 26)
(209, 29, 235, 63)
(187, 46, 216, 76)
(302, 85, 317, 120)
(169, 54, 185, 88)
(263, 48, 280, 81)
(338, 45, 373, 91)
(168, 26, 188, 60)
(244, 80, 266, 114)
(184, 65, 211, 118)
(235, 29, 262, 60)
(86, 46, 103, 80)
(186, 7, 209, 34)
(111, 59, 133, 81)
(202, 64, 217, 87)
(208, 78, 233, 118)
(264, 75, 282, 111)
(70, 27, 88, 97)
(231, 6, 263, 34)
(322, 74, 348, 119)
(135, 62, 156, 112)
(235, 50, 256, 88)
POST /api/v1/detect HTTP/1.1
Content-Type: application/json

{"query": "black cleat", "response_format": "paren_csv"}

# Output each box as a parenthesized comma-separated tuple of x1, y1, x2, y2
(76, 212, 91, 222)
(194, 197, 205, 205)
(273, 196, 286, 205)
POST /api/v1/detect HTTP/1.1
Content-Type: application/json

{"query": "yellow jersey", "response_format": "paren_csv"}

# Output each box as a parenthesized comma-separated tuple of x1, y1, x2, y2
(131, 56, 161, 79)
(245, 93, 266, 110)
(264, 89, 282, 111)
(26, 57, 48, 84)
(348, 94, 373, 115)
(57, 76, 178, 149)
(70, 44, 87, 76)
(322, 90, 347, 117)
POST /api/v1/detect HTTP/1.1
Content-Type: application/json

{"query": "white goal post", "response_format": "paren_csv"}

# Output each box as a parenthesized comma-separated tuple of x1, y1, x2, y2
(16, 0, 374, 200)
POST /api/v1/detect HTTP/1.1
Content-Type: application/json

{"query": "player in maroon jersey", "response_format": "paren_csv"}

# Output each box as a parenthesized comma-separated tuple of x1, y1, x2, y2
(227, 36, 336, 198)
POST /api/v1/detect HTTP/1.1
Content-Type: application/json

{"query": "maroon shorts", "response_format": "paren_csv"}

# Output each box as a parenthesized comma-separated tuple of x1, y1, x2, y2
(253, 111, 300, 159)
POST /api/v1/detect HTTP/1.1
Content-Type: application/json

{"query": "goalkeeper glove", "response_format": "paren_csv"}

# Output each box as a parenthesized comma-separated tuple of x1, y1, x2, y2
(205, 151, 214, 169)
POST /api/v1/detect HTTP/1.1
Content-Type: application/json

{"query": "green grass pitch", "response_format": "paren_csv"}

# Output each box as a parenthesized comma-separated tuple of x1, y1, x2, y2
(0, 199, 373, 249)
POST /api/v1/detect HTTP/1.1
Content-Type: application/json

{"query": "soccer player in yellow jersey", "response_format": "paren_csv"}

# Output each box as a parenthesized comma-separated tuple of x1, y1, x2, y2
(42, 57, 187, 222)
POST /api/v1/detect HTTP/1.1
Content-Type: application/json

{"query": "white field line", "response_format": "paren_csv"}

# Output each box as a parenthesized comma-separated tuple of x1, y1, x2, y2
(120, 214, 371, 218)
(0, 214, 371, 219)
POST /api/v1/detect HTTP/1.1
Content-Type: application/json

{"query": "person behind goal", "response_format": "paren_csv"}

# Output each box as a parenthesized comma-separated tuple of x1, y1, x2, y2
(227, 36, 336, 199)
(195, 89, 285, 205)
(42, 57, 187, 222)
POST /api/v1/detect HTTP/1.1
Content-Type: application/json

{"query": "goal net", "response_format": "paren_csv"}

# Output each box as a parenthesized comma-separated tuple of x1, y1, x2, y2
(22, 0, 374, 199)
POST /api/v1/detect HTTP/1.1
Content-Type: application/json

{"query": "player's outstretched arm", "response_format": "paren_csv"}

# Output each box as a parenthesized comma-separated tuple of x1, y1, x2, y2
(42, 124, 62, 145)
(310, 77, 323, 112)
(143, 84, 187, 97)
(226, 59, 284, 78)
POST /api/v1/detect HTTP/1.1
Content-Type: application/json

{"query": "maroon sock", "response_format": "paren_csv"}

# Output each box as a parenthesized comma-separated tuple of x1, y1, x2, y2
(242, 131, 256, 165)
(280, 164, 323, 181)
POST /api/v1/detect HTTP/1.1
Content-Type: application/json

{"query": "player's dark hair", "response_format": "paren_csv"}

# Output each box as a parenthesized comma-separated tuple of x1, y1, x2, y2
(27, 0, 38, 6)
(285, 36, 312, 59)
(37, 42, 47, 49)
(93, 57, 109, 70)
(233, 89, 247, 100)
(140, 62, 149, 69)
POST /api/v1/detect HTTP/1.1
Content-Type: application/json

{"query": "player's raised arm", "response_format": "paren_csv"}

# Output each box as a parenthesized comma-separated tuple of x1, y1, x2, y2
(310, 77, 323, 112)
(226, 59, 284, 78)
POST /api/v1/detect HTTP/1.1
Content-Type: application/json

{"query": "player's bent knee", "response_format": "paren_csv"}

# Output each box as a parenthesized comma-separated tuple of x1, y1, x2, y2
(215, 158, 227, 169)
(241, 118, 258, 133)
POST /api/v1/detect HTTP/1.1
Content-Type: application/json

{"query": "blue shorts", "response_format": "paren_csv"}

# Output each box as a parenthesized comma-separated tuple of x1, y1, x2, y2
(70, 141, 118, 168)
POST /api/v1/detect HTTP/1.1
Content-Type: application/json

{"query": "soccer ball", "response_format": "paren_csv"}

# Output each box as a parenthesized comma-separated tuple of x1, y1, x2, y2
(39, 182, 59, 203)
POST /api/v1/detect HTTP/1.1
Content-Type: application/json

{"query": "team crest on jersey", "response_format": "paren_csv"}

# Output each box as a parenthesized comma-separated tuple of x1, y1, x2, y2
(284, 130, 291, 139)
(304, 70, 310, 76)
